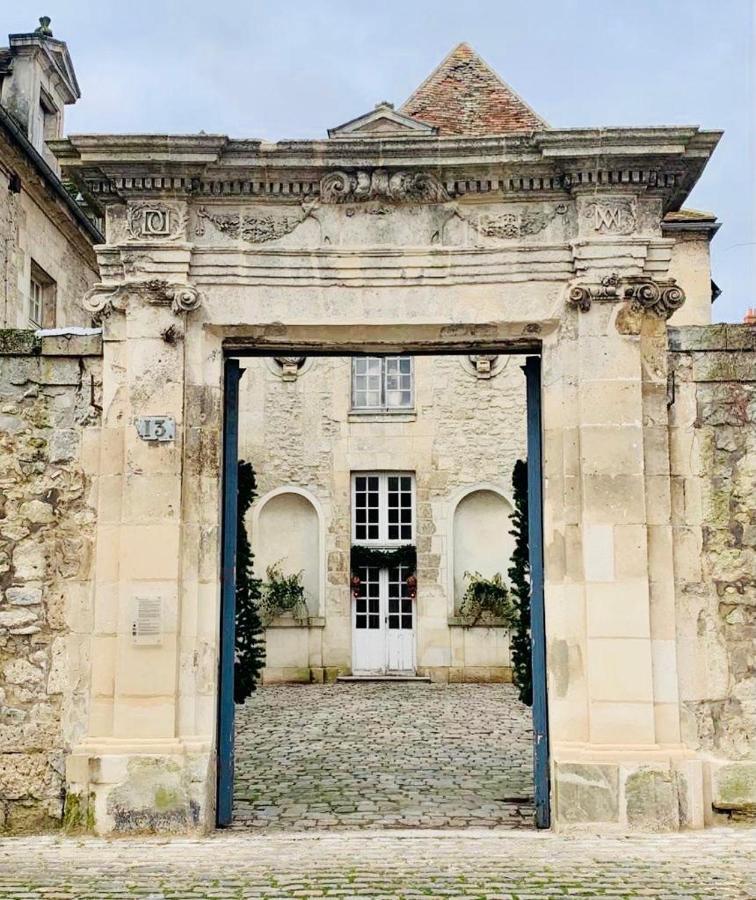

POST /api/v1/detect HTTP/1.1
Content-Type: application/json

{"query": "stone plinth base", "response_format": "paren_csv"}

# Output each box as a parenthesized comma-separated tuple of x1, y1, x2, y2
(552, 748, 708, 832)
(65, 744, 213, 835)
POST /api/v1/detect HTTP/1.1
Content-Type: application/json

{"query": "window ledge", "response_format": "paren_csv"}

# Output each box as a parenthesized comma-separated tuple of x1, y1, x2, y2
(447, 616, 513, 629)
(265, 616, 325, 629)
(348, 410, 417, 423)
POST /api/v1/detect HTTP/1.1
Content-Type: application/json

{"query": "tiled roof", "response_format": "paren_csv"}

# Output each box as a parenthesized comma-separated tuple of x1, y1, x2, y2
(400, 43, 547, 136)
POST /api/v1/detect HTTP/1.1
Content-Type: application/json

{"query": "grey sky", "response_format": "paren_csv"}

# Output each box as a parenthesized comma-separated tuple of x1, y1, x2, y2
(5, 0, 753, 321)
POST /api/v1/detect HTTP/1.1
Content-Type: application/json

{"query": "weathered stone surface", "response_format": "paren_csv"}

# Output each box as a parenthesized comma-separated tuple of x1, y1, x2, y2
(0, 348, 100, 832)
(669, 326, 756, 817)
(555, 763, 619, 823)
(625, 767, 680, 831)
(713, 762, 756, 812)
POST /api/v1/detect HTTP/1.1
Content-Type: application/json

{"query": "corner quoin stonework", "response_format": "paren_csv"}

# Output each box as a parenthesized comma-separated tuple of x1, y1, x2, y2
(3, 117, 750, 834)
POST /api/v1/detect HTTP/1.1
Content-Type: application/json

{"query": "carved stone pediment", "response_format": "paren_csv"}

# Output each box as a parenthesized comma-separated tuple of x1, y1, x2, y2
(320, 169, 449, 204)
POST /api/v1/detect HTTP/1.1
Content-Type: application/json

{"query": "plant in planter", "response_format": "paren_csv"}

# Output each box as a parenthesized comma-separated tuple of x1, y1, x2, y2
(259, 561, 308, 625)
(459, 571, 517, 627)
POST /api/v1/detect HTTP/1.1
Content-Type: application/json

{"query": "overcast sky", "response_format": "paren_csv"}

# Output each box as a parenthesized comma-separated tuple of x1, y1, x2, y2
(5, 0, 753, 321)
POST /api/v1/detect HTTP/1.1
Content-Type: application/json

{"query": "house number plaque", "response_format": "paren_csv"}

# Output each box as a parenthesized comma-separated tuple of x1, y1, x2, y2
(136, 416, 175, 442)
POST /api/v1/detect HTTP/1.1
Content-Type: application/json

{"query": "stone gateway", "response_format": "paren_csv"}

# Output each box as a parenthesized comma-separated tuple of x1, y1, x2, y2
(0, 34, 753, 835)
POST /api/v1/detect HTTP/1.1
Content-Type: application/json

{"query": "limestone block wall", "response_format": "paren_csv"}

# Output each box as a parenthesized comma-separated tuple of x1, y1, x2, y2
(0, 331, 101, 832)
(668, 324, 755, 818)
(237, 354, 527, 682)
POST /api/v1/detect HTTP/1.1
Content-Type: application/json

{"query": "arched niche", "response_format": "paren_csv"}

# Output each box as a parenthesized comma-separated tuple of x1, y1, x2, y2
(450, 485, 515, 612)
(251, 487, 324, 617)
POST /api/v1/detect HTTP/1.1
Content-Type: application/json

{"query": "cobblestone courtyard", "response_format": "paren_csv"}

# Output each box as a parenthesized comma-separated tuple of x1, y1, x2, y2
(233, 683, 534, 829)
(0, 829, 753, 898)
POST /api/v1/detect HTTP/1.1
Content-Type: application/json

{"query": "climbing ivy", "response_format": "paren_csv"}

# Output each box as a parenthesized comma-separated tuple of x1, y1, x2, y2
(508, 459, 532, 707)
(234, 460, 266, 704)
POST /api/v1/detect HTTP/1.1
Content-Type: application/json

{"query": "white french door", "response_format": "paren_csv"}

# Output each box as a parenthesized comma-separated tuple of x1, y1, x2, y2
(352, 565, 416, 674)
(351, 473, 416, 675)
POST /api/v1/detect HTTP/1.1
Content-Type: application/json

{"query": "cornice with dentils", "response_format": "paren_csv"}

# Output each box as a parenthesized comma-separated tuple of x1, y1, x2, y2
(50, 127, 722, 214)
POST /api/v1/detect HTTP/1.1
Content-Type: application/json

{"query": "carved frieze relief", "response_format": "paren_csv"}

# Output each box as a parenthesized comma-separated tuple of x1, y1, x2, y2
(194, 206, 311, 243)
(126, 201, 188, 241)
(469, 203, 568, 240)
(83, 279, 202, 317)
(567, 273, 685, 320)
(320, 169, 449, 204)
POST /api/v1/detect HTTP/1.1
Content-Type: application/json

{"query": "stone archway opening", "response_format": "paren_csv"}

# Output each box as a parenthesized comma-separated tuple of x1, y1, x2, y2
(217, 343, 548, 831)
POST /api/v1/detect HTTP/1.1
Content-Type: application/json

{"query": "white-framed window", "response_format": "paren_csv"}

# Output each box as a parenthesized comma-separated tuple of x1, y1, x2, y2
(351, 356, 413, 411)
(28, 262, 56, 328)
(29, 276, 44, 327)
(352, 472, 415, 544)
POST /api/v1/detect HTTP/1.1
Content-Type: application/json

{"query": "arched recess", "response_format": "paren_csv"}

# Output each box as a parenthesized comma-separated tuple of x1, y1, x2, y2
(251, 487, 325, 617)
(449, 484, 515, 614)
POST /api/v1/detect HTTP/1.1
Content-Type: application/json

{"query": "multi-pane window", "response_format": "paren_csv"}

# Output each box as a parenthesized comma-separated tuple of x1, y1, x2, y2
(352, 473, 414, 544)
(352, 356, 413, 410)
(387, 566, 413, 630)
(28, 262, 56, 328)
(354, 565, 413, 631)
(29, 276, 44, 327)
(354, 566, 380, 630)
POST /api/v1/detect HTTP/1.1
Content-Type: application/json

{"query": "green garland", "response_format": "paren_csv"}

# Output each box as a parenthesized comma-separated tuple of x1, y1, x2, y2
(350, 544, 417, 572)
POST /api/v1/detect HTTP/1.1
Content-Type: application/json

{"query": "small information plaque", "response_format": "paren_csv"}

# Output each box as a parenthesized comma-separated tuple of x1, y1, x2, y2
(132, 597, 162, 645)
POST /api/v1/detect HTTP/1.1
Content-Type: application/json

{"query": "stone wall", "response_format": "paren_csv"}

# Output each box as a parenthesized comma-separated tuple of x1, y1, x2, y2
(668, 324, 755, 818)
(0, 330, 101, 832)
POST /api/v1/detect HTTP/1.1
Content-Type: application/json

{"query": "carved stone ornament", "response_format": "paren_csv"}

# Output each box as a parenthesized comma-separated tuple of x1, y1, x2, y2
(274, 356, 307, 380)
(83, 280, 202, 317)
(194, 206, 309, 243)
(567, 274, 685, 320)
(472, 203, 567, 240)
(320, 169, 449, 204)
(624, 279, 686, 319)
(126, 202, 188, 241)
(583, 199, 637, 235)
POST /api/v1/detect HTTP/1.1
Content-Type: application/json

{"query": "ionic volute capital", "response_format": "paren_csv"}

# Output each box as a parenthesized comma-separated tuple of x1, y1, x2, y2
(566, 274, 685, 320)
(82, 279, 203, 319)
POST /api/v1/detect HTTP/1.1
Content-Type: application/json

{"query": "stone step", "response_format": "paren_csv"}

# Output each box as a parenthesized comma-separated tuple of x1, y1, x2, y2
(336, 675, 432, 684)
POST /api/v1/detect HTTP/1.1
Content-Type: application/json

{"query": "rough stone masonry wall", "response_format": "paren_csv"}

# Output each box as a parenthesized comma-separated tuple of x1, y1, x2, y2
(0, 331, 101, 832)
(668, 324, 755, 817)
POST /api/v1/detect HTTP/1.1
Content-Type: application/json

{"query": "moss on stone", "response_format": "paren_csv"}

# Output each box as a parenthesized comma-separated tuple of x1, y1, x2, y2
(0, 329, 40, 355)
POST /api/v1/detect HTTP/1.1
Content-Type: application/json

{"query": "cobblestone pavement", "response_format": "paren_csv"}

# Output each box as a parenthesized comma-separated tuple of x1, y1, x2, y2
(233, 683, 534, 829)
(0, 828, 753, 898)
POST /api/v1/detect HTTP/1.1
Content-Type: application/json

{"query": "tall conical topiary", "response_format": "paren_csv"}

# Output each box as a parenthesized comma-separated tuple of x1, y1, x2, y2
(508, 459, 532, 706)
(234, 460, 266, 704)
